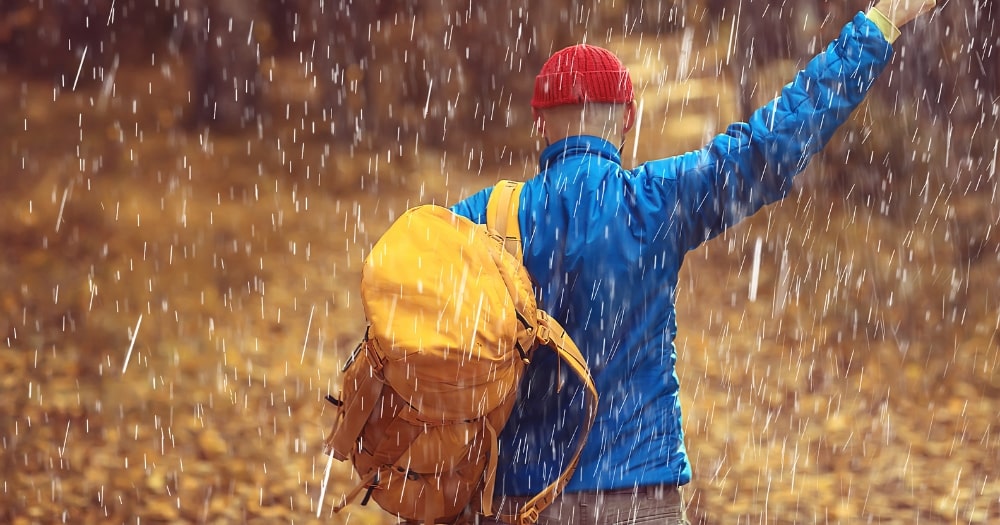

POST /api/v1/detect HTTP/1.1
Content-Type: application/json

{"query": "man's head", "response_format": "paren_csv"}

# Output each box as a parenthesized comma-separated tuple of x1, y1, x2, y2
(531, 44, 636, 144)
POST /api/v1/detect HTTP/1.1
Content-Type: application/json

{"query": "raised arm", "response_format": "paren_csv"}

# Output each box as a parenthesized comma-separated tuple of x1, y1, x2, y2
(653, 4, 935, 251)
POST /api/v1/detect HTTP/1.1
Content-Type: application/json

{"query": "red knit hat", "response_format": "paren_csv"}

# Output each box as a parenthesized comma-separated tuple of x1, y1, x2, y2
(531, 44, 634, 109)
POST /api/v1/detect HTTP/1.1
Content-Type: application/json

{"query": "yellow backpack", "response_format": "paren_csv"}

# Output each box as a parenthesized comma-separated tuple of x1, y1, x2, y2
(323, 181, 598, 524)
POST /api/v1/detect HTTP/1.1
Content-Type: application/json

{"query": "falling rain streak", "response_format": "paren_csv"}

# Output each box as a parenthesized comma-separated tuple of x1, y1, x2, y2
(0, 1, 997, 524)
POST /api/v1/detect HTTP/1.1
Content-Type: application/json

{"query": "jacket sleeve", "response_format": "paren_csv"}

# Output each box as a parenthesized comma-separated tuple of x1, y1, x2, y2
(639, 12, 894, 252)
(450, 185, 493, 223)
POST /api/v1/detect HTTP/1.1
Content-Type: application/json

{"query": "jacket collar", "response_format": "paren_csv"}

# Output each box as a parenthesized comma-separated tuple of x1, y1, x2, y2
(539, 135, 622, 171)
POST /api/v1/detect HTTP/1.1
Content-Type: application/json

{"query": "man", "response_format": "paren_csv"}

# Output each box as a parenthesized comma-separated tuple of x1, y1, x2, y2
(452, 1, 937, 523)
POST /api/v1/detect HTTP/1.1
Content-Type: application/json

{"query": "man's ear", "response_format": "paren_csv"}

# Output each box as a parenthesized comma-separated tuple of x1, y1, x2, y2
(622, 101, 637, 134)
(533, 107, 546, 137)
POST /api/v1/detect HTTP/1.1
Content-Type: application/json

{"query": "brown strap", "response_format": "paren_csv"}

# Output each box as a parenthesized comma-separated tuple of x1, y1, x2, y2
(325, 345, 385, 461)
(486, 180, 524, 261)
(479, 420, 501, 517)
(499, 311, 599, 525)
(333, 468, 379, 512)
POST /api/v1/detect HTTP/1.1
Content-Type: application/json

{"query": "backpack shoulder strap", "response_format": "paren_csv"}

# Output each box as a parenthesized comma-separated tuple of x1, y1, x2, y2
(487, 179, 600, 524)
(486, 180, 524, 261)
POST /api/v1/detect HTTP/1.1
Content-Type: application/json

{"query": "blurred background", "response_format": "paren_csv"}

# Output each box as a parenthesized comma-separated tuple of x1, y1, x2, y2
(0, 0, 997, 523)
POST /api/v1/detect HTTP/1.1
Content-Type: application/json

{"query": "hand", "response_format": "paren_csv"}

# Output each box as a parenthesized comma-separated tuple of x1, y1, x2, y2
(872, 0, 937, 28)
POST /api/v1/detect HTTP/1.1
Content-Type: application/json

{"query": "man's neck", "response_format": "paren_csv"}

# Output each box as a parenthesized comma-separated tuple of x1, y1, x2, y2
(545, 122, 619, 144)
(541, 103, 623, 144)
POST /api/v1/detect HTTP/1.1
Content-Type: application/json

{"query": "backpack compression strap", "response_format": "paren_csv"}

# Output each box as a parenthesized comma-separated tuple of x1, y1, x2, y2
(486, 180, 524, 261)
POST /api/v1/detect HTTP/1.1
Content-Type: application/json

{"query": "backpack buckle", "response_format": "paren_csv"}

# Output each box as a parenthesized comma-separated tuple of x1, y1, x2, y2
(535, 324, 552, 345)
(519, 507, 540, 524)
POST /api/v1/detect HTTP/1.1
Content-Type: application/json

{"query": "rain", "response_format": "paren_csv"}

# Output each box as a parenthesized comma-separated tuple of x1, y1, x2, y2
(1, 0, 998, 524)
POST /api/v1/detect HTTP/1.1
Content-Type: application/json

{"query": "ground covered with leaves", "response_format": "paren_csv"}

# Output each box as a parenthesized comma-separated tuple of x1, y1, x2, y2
(2, 47, 998, 525)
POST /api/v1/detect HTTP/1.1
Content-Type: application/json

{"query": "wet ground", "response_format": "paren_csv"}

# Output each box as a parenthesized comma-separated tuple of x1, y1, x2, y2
(2, 39, 999, 524)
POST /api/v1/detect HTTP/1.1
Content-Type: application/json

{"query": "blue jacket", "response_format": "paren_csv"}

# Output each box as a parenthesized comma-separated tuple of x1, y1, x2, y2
(451, 12, 893, 495)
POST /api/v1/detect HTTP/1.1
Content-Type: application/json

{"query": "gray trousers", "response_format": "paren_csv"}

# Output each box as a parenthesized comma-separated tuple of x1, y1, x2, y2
(481, 485, 689, 525)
